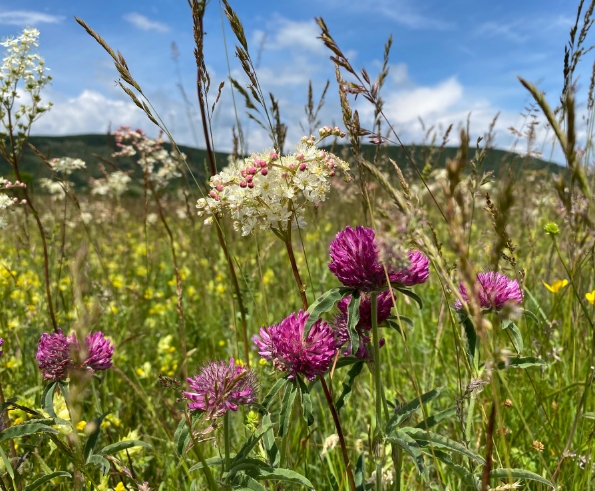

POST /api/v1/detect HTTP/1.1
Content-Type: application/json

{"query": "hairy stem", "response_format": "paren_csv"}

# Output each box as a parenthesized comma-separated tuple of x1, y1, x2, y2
(223, 411, 231, 471)
(370, 292, 384, 491)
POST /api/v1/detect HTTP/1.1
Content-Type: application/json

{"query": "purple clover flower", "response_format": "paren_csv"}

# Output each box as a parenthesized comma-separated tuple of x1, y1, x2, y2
(183, 359, 258, 419)
(0, 338, 3, 357)
(254, 310, 338, 381)
(454, 272, 523, 312)
(36, 330, 114, 381)
(83, 332, 114, 371)
(328, 226, 429, 291)
(334, 291, 393, 359)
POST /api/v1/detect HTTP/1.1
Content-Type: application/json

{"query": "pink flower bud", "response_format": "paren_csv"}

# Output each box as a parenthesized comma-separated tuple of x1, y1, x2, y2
(329, 171, 336, 177)
(5, 183, 11, 189)
(299, 163, 307, 171)
(246, 175, 253, 183)
(269, 152, 278, 160)
(21, 199, 27, 204)
(248, 182, 254, 189)
(240, 169, 247, 177)
(239, 181, 247, 188)
(248, 167, 257, 175)
(288, 163, 295, 169)
(261, 168, 268, 176)
(256, 159, 266, 168)
(216, 185, 224, 192)
(297, 153, 305, 161)
(209, 190, 219, 200)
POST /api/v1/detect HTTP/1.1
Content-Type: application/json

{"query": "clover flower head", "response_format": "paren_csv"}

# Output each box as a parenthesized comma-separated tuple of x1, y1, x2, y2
(254, 311, 337, 381)
(196, 133, 350, 236)
(455, 272, 523, 312)
(183, 359, 258, 419)
(36, 329, 114, 381)
(334, 291, 393, 359)
(328, 226, 430, 291)
(83, 332, 114, 372)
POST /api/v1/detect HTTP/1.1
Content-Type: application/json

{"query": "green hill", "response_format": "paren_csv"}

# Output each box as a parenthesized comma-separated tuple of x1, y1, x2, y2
(0, 134, 561, 193)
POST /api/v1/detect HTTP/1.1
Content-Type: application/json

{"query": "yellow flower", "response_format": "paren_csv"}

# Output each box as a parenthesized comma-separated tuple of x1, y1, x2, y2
(115, 483, 126, 491)
(259, 358, 267, 366)
(543, 279, 568, 293)
(218, 340, 226, 347)
(76, 421, 87, 431)
(13, 417, 23, 425)
(586, 290, 595, 305)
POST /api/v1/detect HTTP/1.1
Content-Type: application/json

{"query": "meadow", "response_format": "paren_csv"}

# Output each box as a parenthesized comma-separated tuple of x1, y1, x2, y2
(1, 1, 595, 491)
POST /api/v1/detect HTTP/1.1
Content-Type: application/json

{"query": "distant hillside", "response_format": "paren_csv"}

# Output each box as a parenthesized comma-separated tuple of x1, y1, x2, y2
(0, 134, 561, 193)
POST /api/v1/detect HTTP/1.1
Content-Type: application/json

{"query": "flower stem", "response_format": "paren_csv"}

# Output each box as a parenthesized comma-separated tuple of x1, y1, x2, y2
(283, 235, 356, 491)
(284, 226, 309, 310)
(320, 376, 357, 491)
(370, 292, 384, 491)
(223, 411, 231, 471)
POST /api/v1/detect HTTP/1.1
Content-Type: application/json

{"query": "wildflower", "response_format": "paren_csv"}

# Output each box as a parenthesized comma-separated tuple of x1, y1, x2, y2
(585, 290, 595, 305)
(90, 171, 131, 199)
(0, 338, 3, 357)
(255, 310, 337, 381)
(532, 440, 544, 452)
(49, 157, 86, 175)
(543, 222, 560, 236)
(543, 279, 568, 294)
(455, 272, 523, 312)
(334, 291, 393, 359)
(328, 226, 430, 291)
(36, 329, 114, 381)
(196, 133, 350, 236)
(320, 434, 340, 457)
(183, 358, 258, 419)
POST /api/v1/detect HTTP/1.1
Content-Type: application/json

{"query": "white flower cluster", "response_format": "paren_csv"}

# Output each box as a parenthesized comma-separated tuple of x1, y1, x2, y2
(50, 157, 86, 175)
(0, 177, 26, 228)
(112, 126, 184, 191)
(39, 178, 67, 199)
(0, 28, 52, 156)
(90, 171, 131, 199)
(196, 127, 350, 236)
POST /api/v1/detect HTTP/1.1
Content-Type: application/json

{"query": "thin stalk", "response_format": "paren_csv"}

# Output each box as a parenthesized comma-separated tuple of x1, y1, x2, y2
(370, 292, 384, 491)
(223, 412, 231, 471)
(283, 234, 356, 491)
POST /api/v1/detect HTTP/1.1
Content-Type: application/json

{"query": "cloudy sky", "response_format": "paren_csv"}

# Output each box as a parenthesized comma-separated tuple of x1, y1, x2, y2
(0, 0, 586, 158)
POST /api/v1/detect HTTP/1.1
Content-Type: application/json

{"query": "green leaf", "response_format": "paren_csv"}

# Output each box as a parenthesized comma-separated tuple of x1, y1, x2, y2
(231, 422, 275, 465)
(188, 457, 225, 473)
(335, 361, 365, 412)
(583, 412, 595, 420)
(429, 450, 480, 488)
(347, 290, 361, 355)
(250, 468, 314, 488)
(354, 452, 366, 491)
(334, 356, 362, 369)
(279, 380, 298, 437)
(305, 287, 354, 333)
(393, 287, 423, 309)
(87, 454, 110, 476)
(173, 416, 191, 457)
(261, 378, 287, 411)
(235, 475, 267, 491)
(0, 444, 14, 480)
(386, 387, 444, 434)
(415, 407, 456, 430)
(497, 356, 547, 370)
(401, 427, 485, 464)
(522, 309, 539, 325)
(226, 459, 274, 479)
(387, 430, 425, 475)
(383, 315, 413, 333)
(99, 440, 151, 456)
(0, 423, 58, 444)
(261, 414, 279, 467)
(23, 471, 71, 491)
(461, 315, 477, 367)
(41, 381, 58, 419)
(84, 414, 107, 462)
(490, 468, 553, 487)
(296, 376, 314, 426)
(503, 321, 523, 353)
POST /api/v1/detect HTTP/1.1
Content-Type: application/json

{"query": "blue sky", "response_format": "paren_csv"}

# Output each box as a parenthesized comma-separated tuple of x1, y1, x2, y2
(0, 0, 585, 157)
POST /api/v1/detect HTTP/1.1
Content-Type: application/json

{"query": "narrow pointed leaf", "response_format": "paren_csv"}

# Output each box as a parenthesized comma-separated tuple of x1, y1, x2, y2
(251, 468, 314, 488)
(347, 290, 361, 355)
(0, 423, 58, 443)
(99, 440, 151, 455)
(497, 356, 547, 370)
(386, 387, 444, 434)
(24, 471, 71, 491)
(415, 407, 456, 430)
(305, 287, 353, 333)
(41, 381, 58, 419)
(174, 416, 191, 457)
(261, 414, 279, 466)
(503, 322, 523, 353)
(355, 451, 366, 491)
(394, 287, 423, 309)
(84, 414, 107, 461)
(261, 378, 287, 411)
(231, 422, 274, 464)
(490, 468, 553, 487)
(336, 361, 364, 412)
(402, 427, 485, 464)
(296, 376, 314, 426)
(279, 380, 298, 437)
(87, 454, 110, 476)
(387, 430, 425, 475)
(0, 444, 14, 480)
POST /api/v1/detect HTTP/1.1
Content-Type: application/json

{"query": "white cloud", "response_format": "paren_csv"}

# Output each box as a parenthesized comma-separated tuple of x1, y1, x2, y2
(123, 13, 169, 33)
(255, 17, 325, 54)
(0, 10, 64, 25)
(31, 90, 150, 136)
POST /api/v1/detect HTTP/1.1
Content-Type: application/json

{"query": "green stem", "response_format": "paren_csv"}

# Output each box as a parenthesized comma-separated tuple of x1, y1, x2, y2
(370, 292, 384, 491)
(223, 411, 231, 471)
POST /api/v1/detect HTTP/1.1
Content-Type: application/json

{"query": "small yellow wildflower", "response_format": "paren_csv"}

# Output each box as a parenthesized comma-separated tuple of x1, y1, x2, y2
(235, 359, 245, 367)
(218, 340, 226, 347)
(13, 417, 23, 425)
(586, 290, 595, 305)
(76, 421, 87, 431)
(532, 440, 544, 452)
(115, 483, 126, 491)
(543, 279, 568, 293)
(259, 358, 267, 366)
